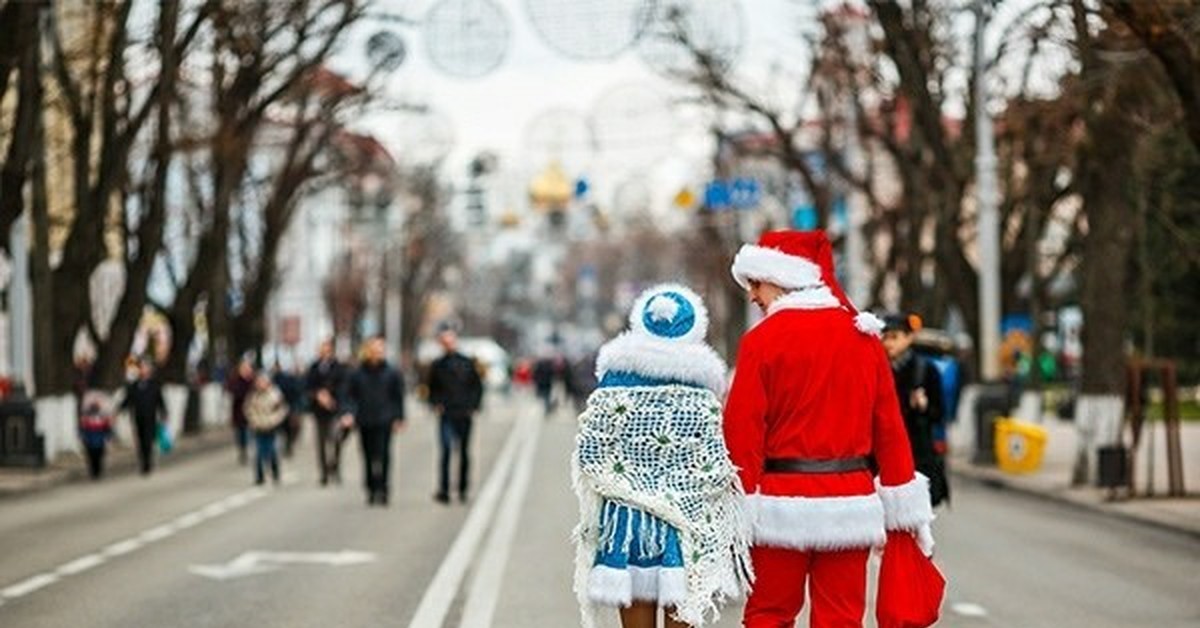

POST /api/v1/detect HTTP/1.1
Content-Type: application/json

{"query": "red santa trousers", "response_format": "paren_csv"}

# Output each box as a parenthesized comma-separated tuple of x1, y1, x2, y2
(744, 545, 870, 628)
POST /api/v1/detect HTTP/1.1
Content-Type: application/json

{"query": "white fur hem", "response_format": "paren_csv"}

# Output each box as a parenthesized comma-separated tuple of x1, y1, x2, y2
(595, 332, 728, 394)
(732, 244, 824, 291)
(877, 474, 934, 531)
(657, 567, 688, 606)
(746, 493, 886, 551)
(588, 565, 632, 607)
(590, 565, 688, 607)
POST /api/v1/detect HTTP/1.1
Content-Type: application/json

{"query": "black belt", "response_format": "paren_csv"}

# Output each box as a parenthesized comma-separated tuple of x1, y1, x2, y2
(764, 456, 872, 474)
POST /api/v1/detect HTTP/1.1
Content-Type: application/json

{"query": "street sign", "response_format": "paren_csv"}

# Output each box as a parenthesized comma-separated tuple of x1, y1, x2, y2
(188, 550, 376, 581)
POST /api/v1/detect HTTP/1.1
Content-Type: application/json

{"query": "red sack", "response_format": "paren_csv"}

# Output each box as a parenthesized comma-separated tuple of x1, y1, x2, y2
(876, 530, 945, 628)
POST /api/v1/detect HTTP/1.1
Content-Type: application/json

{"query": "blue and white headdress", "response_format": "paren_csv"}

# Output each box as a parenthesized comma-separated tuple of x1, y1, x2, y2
(594, 283, 728, 394)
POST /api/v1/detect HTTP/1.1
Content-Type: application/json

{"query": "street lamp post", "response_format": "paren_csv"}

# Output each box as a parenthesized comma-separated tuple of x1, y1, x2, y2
(974, 0, 1001, 381)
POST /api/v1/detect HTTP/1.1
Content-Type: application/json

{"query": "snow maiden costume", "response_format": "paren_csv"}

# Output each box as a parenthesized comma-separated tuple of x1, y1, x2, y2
(572, 284, 753, 628)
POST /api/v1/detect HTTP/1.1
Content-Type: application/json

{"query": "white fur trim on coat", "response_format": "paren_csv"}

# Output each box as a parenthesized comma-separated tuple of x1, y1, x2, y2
(588, 565, 633, 607)
(731, 244, 824, 291)
(595, 332, 728, 394)
(877, 474, 935, 531)
(746, 493, 887, 551)
(765, 287, 841, 315)
(629, 283, 710, 344)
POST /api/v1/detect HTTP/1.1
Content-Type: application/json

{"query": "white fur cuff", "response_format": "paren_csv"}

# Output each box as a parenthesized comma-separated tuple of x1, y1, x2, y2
(877, 474, 934, 531)
(747, 493, 887, 551)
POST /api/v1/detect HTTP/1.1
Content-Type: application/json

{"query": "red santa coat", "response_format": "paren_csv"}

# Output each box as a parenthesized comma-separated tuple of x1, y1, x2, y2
(723, 294, 933, 551)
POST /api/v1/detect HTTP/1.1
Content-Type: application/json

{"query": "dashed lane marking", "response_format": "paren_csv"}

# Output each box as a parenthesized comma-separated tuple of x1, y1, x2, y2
(951, 602, 990, 617)
(0, 487, 267, 606)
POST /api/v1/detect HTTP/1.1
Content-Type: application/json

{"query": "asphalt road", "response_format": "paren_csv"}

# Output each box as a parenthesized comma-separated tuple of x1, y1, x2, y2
(1, 395, 1197, 628)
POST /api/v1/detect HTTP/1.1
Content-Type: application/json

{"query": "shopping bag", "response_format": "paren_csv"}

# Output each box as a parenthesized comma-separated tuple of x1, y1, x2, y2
(156, 422, 174, 454)
(876, 530, 945, 628)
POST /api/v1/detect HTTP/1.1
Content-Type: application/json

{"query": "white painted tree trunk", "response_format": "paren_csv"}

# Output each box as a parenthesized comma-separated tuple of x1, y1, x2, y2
(949, 384, 981, 456)
(34, 394, 78, 461)
(162, 384, 188, 440)
(1072, 394, 1124, 486)
(200, 382, 229, 428)
(1014, 391, 1044, 423)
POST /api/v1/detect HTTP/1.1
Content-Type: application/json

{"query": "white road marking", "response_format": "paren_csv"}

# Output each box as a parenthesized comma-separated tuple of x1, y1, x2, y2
(55, 554, 105, 576)
(458, 414, 543, 628)
(189, 550, 377, 581)
(138, 523, 178, 543)
(0, 487, 268, 608)
(102, 538, 144, 557)
(951, 602, 990, 617)
(406, 414, 534, 628)
(1, 574, 59, 599)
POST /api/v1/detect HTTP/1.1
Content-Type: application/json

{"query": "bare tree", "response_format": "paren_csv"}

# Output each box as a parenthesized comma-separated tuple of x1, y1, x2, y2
(396, 166, 460, 364)
(30, 0, 209, 394)
(159, 0, 363, 382)
(0, 0, 45, 250)
(1105, 0, 1200, 155)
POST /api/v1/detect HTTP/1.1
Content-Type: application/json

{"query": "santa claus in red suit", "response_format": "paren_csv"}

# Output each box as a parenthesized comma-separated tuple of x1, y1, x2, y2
(724, 229, 935, 628)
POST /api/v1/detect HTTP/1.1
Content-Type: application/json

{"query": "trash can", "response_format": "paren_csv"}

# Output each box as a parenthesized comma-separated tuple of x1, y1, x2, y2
(994, 418, 1048, 474)
(0, 388, 45, 468)
(972, 383, 1011, 465)
(1096, 445, 1128, 489)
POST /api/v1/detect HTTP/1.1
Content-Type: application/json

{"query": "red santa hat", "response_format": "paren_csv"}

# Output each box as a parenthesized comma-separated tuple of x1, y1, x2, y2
(731, 229, 884, 336)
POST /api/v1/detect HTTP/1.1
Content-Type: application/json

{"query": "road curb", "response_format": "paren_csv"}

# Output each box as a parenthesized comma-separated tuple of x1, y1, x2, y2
(0, 428, 235, 500)
(950, 465, 1200, 542)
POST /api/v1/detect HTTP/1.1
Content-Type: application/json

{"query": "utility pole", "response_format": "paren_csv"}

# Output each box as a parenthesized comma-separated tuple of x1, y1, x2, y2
(974, 0, 1001, 381)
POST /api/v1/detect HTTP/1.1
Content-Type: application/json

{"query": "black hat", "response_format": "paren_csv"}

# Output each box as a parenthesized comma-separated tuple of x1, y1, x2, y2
(882, 313, 914, 333)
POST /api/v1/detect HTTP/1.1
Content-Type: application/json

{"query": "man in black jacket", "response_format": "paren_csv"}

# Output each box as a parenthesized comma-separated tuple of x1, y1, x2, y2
(306, 340, 346, 485)
(342, 337, 405, 506)
(882, 313, 950, 506)
(426, 327, 484, 504)
(120, 359, 167, 475)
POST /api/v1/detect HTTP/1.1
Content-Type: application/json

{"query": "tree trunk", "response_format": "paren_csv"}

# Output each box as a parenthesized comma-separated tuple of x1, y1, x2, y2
(92, 0, 180, 389)
(0, 0, 42, 250)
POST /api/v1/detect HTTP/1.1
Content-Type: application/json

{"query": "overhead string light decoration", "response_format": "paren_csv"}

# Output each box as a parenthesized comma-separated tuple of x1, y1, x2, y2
(525, 0, 656, 61)
(423, 0, 512, 79)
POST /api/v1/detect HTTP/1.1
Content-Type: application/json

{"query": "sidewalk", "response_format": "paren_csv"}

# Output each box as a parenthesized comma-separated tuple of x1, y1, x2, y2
(0, 427, 234, 499)
(948, 417, 1200, 539)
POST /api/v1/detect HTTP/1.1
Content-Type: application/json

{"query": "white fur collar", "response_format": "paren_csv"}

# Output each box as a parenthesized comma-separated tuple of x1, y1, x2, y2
(766, 287, 841, 316)
(595, 332, 728, 395)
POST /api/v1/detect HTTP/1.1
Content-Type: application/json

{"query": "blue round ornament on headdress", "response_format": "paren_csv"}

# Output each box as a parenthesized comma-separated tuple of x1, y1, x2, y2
(628, 283, 709, 344)
(641, 292, 695, 339)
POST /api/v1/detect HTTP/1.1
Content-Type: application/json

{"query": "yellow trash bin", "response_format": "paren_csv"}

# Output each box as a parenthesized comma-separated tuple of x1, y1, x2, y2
(994, 418, 1048, 474)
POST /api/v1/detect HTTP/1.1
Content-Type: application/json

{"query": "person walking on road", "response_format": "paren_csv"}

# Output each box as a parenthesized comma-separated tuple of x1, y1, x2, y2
(725, 230, 937, 628)
(425, 326, 484, 504)
(307, 339, 348, 485)
(342, 337, 406, 506)
(226, 357, 256, 465)
(882, 313, 950, 507)
(120, 359, 168, 476)
(572, 284, 753, 628)
(245, 373, 288, 485)
(271, 363, 304, 459)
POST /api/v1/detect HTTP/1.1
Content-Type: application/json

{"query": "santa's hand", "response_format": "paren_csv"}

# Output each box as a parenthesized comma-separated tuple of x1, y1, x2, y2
(915, 522, 935, 557)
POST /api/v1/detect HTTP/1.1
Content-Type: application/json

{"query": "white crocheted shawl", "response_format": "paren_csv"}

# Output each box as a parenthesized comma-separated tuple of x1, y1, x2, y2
(572, 384, 754, 627)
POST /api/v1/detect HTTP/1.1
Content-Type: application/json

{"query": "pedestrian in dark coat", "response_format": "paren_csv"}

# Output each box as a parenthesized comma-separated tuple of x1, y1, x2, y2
(341, 337, 406, 506)
(226, 358, 256, 465)
(271, 364, 304, 459)
(120, 360, 167, 475)
(882, 313, 950, 507)
(306, 339, 347, 485)
(425, 328, 484, 504)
